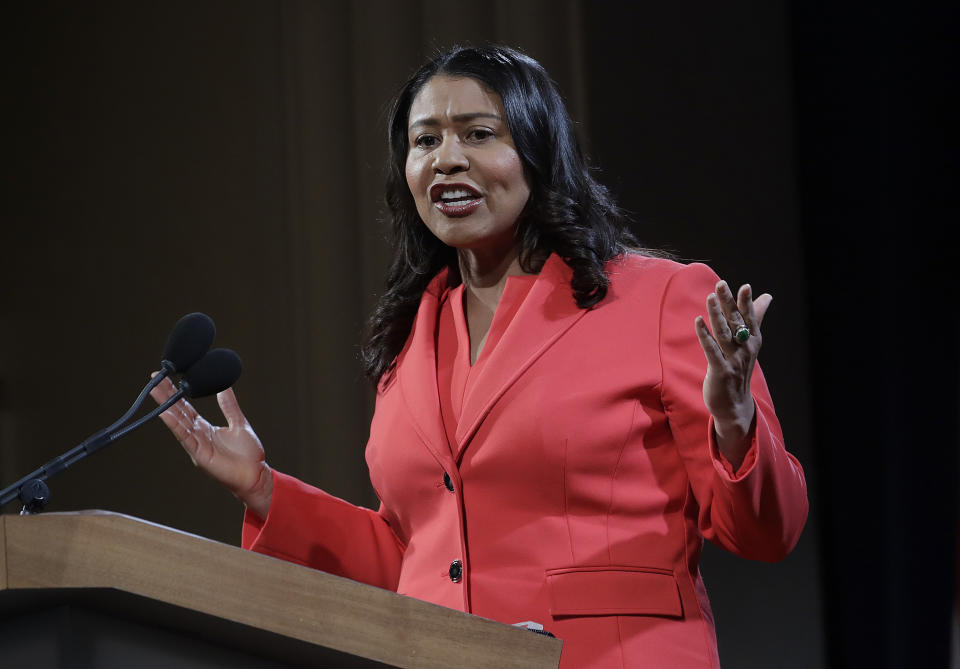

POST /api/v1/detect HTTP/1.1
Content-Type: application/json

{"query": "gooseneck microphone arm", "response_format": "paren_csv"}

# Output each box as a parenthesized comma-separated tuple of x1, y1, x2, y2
(103, 387, 185, 444)
(79, 311, 216, 444)
(97, 361, 175, 438)
(0, 369, 167, 504)
(0, 312, 224, 513)
(0, 382, 184, 511)
(102, 348, 243, 448)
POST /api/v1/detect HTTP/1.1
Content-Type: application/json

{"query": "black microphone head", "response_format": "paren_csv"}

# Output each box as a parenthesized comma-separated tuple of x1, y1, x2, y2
(161, 312, 216, 373)
(180, 348, 242, 398)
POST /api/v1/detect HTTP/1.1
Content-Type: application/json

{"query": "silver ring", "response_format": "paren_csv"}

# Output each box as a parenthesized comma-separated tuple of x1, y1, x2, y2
(734, 325, 751, 343)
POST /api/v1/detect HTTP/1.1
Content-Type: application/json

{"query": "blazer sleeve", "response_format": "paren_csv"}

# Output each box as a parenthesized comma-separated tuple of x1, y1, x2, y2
(241, 470, 405, 591)
(658, 262, 808, 562)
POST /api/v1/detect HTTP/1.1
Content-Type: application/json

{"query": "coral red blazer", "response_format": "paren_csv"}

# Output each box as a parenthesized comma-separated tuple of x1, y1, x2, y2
(243, 253, 808, 668)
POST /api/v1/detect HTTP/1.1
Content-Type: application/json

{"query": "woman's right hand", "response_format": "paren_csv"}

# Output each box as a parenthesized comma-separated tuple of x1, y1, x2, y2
(150, 376, 273, 519)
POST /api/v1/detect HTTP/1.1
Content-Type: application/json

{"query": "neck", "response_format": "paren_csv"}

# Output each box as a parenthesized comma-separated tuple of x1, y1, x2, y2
(457, 243, 532, 365)
(457, 244, 528, 310)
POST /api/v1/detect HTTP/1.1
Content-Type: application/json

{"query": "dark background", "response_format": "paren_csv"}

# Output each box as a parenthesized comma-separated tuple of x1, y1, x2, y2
(1, 2, 955, 667)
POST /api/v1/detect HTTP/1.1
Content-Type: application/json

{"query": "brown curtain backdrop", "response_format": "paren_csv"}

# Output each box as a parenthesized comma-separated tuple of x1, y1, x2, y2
(0, 0, 588, 528)
(0, 2, 822, 667)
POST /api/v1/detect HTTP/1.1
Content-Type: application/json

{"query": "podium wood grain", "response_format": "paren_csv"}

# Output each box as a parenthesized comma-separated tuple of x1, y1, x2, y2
(0, 511, 562, 668)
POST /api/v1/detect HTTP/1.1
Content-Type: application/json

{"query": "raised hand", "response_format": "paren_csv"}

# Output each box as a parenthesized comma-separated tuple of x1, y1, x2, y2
(149, 376, 273, 518)
(694, 280, 772, 469)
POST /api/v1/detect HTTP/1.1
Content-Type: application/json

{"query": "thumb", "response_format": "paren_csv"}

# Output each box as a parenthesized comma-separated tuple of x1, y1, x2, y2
(216, 388, 247, 429)
(753, 293, 773, 328)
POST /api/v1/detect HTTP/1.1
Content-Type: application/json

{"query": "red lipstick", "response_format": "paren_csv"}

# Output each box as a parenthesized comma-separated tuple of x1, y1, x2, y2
(429, 182, 483, 217)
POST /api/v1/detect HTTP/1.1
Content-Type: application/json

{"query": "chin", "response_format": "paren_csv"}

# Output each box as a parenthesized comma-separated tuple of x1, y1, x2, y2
(428, 221, 485, 247)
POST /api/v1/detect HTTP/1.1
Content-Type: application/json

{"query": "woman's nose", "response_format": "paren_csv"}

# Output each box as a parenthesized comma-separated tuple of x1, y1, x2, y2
(432, 138, 469, 174)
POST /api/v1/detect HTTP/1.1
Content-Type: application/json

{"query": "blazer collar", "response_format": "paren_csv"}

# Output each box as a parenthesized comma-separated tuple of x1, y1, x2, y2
(395, 266, 454, 468)
(397, 254, 587, 465)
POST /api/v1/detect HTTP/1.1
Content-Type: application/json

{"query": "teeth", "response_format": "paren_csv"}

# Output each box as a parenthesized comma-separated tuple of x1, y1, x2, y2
(439, 188, 476, 201)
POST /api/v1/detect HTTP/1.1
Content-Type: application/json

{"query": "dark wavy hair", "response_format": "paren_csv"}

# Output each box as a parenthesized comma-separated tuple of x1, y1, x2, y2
(361, 45, 640, 384)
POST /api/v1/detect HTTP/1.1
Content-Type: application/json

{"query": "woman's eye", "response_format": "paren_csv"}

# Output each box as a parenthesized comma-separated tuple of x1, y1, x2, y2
(468, 129, 494, 142)
(414, 135, 439, 149)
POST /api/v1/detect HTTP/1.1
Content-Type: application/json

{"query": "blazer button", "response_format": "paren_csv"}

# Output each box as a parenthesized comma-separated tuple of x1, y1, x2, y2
(449, 559, 463, 583)
(443, 472, 454, 492)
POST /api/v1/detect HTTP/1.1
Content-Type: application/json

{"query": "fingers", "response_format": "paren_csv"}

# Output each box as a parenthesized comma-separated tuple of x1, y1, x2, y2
(751, 292, 773, 328)
(216, 388, 247, 429)
(155, 402, 195, 450)
(695, 315, 727, 367)
(715, 281, 746, 329)
(701, 280, 773, 365)
(149, 374, 178, 403)
(149, 373, 210, 459)
(733, 283, 772, 332)
(706, 289, 737, 356)
(149, 375, 201, 426)
(714, 280, 773, 338)
(734, 284, 757, 331)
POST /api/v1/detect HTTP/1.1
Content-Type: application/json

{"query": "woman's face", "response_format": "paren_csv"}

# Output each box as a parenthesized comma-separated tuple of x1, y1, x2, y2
(405, 76, 530, 257)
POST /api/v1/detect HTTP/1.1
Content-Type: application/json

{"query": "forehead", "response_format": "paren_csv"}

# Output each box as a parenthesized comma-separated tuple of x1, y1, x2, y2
(408, 76, 505, 127)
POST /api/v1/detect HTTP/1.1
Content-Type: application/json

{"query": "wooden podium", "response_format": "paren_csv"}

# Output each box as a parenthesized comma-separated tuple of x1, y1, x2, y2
(0, 511, 562, 668)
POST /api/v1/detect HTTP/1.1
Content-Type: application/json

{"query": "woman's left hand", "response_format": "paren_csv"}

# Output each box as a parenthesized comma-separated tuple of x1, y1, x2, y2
(694, 280, 772, 470)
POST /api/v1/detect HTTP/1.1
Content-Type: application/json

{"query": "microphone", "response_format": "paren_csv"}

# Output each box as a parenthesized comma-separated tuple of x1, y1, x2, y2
(108, 348, 243, 443)
(180, 348, 243, 398)
(160, 312, 216, 375)
(0, 315, 235, 513)
(99, 313, 216, 438)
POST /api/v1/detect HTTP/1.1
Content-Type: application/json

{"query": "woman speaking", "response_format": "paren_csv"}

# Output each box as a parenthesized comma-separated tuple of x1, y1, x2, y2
(151, 45, 808, 668)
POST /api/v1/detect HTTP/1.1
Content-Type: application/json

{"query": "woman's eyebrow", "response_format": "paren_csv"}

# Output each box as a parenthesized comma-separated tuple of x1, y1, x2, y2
(408, 112, 502, 131)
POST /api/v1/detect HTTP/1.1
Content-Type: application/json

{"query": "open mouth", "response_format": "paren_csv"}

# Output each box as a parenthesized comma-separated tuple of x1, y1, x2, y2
(430, 183, 484, 217)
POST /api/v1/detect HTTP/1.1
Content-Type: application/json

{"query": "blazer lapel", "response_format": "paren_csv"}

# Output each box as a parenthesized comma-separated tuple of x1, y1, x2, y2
(453, 254, 587, 461)
(396, 269, 456, 466)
